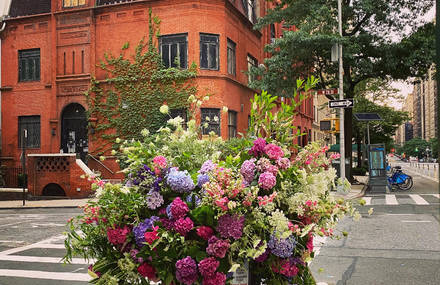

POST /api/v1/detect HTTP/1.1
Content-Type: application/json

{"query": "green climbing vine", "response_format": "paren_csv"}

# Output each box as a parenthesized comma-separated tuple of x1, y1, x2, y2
(85, 9, 198, 155)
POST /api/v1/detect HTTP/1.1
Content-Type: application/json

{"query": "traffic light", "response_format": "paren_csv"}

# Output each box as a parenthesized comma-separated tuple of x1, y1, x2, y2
(320, 118, 340, 133)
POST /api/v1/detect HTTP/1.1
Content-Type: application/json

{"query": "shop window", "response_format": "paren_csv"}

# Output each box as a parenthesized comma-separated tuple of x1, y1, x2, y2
(227, 39, 236, 75)
(18, 49, 40, 82)
(159, 34, 188, 69)
(18, 116, 40, 148)
(228, 110, 237, 139)
(201, 108, 220, 136)
(200, 34, 219, 70)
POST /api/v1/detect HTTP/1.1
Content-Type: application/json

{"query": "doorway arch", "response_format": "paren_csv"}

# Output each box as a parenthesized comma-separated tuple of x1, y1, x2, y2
(42, 183, 66, 196)
(61, 103, 88, 162)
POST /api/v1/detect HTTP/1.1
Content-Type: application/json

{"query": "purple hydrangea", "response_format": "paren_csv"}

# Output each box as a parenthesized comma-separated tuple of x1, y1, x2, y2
(206, 236, 230, 258)
(146, 191, 164, 210)
(216, 214, 245, 240)
(267, 234, 297, 258)
(256, 157, 271, 173)
(166, 204, 173, 220)
(197, 174, 210, 188)
(175, 256, 198, 285)
(186, 193, 201, 207)
(166, 168, 195, 193)
(133, 216, 160, 247)
(249, 138, 267, 157)
(199, 160, 216, 174)
(258, 171, 277, 190)
(240, 159, 256, 183)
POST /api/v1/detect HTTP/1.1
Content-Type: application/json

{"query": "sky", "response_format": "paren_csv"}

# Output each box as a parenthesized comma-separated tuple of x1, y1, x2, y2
(389, 5, 436, 110)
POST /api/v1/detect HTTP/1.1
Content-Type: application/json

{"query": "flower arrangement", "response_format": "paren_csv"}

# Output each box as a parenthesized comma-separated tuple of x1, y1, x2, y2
(64, 90, 358, 285)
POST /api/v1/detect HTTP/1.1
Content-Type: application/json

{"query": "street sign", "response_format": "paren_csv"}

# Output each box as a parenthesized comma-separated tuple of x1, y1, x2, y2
(329, 99, 353, 108)
(315, 88, 338, 95)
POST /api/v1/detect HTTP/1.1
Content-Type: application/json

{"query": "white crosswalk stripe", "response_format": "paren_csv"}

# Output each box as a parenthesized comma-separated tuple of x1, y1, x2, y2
(385, 194, 398, 205)
(363, 194, 439, 206)
(408, 194, 429, 205)
(0, 235, 91, 283)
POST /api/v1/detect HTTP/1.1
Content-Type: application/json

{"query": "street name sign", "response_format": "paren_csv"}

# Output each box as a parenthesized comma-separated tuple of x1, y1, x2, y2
(315, 88, 338, 95)
(329, 99, 353, 108)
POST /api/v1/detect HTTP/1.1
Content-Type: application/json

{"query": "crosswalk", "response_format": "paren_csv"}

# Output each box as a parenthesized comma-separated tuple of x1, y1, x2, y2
(0, 235, 90, 284)
(362, 193, 439, 206)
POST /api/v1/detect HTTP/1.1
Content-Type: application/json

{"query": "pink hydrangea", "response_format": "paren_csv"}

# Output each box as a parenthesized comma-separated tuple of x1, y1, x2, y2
(216, 214, 245, 240)
(202, 272, 226, 285)
(264, 144, 284, 160)
(258, 171, 276, 190)
(266, 164, 279, 176)
(170, 197, 189, 219)
(198, 257, 220, 277)
(256, 157, 271, 173)
(107, 225, 130, 245)
(152, 155, 167, 168)
(174, 217, 194, 236)
(276, 157, 291, 170)
(196, 226, 214, 240)
(249, 138, 267, 157)
(206, 236, 230, 258)
(273, 260, 299, 277)
(307, 233, 314, 252)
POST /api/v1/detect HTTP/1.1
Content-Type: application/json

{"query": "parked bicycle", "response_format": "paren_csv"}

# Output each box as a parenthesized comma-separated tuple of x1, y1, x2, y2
(386, 165, 413, 191)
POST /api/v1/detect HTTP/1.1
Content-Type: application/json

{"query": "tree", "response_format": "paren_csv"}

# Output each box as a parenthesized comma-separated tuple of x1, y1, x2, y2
(397, 138, 430, 159)
(86, 10, 197, 155)
(252, 0, 435, 180)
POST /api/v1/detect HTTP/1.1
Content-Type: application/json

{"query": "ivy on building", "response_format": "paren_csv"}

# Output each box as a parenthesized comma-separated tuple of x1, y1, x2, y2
(85, 9, 197, 155)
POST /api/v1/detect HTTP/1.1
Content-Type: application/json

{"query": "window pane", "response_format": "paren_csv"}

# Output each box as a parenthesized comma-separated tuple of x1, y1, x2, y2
(201, 108, 220, 136)
(200, 43, 208, 68)
(161, 45, 169, 68)
(209, 44, 217, 69)
(179, 43, 187, 68)
(18, 116, 40, 148)
(170, 44, 178, 68)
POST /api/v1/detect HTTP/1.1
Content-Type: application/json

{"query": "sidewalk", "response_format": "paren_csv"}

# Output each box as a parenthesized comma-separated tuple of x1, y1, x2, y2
(0, 177, 367, 209)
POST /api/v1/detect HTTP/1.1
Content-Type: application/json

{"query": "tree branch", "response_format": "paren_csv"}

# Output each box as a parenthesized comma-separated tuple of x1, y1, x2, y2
(343, 13, 372, 37)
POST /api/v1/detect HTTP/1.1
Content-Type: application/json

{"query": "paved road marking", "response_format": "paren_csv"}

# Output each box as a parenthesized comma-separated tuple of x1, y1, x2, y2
(432, 194, 440, 198)
(385, 194, 398, 205)
(33, 243, 65, 249)
(0, 221, 27, 228)
(408, 194, 429, 205)
(401, 220, 432, 223)
(0, 255, 90, 264)
(0, 269, 90, 281)
(363, 197, 372, 205)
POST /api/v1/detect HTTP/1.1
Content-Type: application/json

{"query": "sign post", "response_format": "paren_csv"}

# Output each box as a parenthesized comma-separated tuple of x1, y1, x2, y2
(21, 129, 27, 206)
(337, 0, 345, 183)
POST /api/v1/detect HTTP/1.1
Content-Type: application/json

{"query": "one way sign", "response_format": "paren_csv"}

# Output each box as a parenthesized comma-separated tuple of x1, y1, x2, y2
(329, 99, 354, 108)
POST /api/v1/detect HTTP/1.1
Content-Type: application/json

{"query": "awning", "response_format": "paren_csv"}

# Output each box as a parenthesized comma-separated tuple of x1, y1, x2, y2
(328, 144, 365, 152)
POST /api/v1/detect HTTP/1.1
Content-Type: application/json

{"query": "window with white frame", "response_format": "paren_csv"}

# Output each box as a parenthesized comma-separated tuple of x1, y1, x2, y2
(201, 108, 221, 136)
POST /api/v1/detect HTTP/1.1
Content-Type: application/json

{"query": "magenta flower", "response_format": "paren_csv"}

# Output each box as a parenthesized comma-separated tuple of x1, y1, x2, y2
(198, 257, 219, 277)
(196, 226, 214, 240)
(152, 155, 167, 168)
(202, 271, 226, 285)
(249, 138, 267, 157)
(276, 157, 291, 170)
(174, 217, 194, 236)
(216, 214, 245, 240)
(206, 236, 230, 258)
(170, 197, 189, 219)
(258, 171, 277, 190)
(264, 144, 284, 160)
(107, 225, 130, 245)
(175, 256, 198, 285)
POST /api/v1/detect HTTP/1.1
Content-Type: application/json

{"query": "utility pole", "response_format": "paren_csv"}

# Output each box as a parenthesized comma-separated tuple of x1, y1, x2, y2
(338, 0, 345, 182)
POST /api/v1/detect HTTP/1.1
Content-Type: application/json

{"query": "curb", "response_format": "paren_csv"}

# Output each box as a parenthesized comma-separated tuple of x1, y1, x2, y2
(0, 205, 83, 210)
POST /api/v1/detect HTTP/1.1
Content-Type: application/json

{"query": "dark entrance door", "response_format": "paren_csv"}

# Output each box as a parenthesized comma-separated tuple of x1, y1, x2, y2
(61, 103, 88, 162)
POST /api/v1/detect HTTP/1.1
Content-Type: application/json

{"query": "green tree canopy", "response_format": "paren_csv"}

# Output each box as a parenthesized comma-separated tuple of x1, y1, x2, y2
(397, 138, 430, 158)
(252, 0, 435, 178)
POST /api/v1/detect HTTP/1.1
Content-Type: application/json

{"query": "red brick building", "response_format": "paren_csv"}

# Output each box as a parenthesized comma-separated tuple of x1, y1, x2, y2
(0, 0, 312, 196)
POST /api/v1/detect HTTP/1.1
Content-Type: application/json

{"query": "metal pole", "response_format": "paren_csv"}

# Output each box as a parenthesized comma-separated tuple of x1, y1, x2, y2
(367, 122, 370, 145)
(338, 0, 345, 181)
(21, 129, 27, 206)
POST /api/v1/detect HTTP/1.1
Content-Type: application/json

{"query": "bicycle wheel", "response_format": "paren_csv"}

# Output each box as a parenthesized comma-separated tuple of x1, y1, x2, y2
(398, 176, 413, 191)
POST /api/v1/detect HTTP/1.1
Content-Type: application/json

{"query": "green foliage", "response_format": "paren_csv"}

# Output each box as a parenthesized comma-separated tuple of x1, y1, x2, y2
(397, 137, 431, 158)
(248, 77, 318, 146)
(86, 9, 197, 154)
(428, 138, 439, 159)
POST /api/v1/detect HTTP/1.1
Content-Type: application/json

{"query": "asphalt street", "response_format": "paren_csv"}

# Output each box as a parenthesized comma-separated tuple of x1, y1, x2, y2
(0, 208, 89, 285)
(311, 158, 440, 285)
